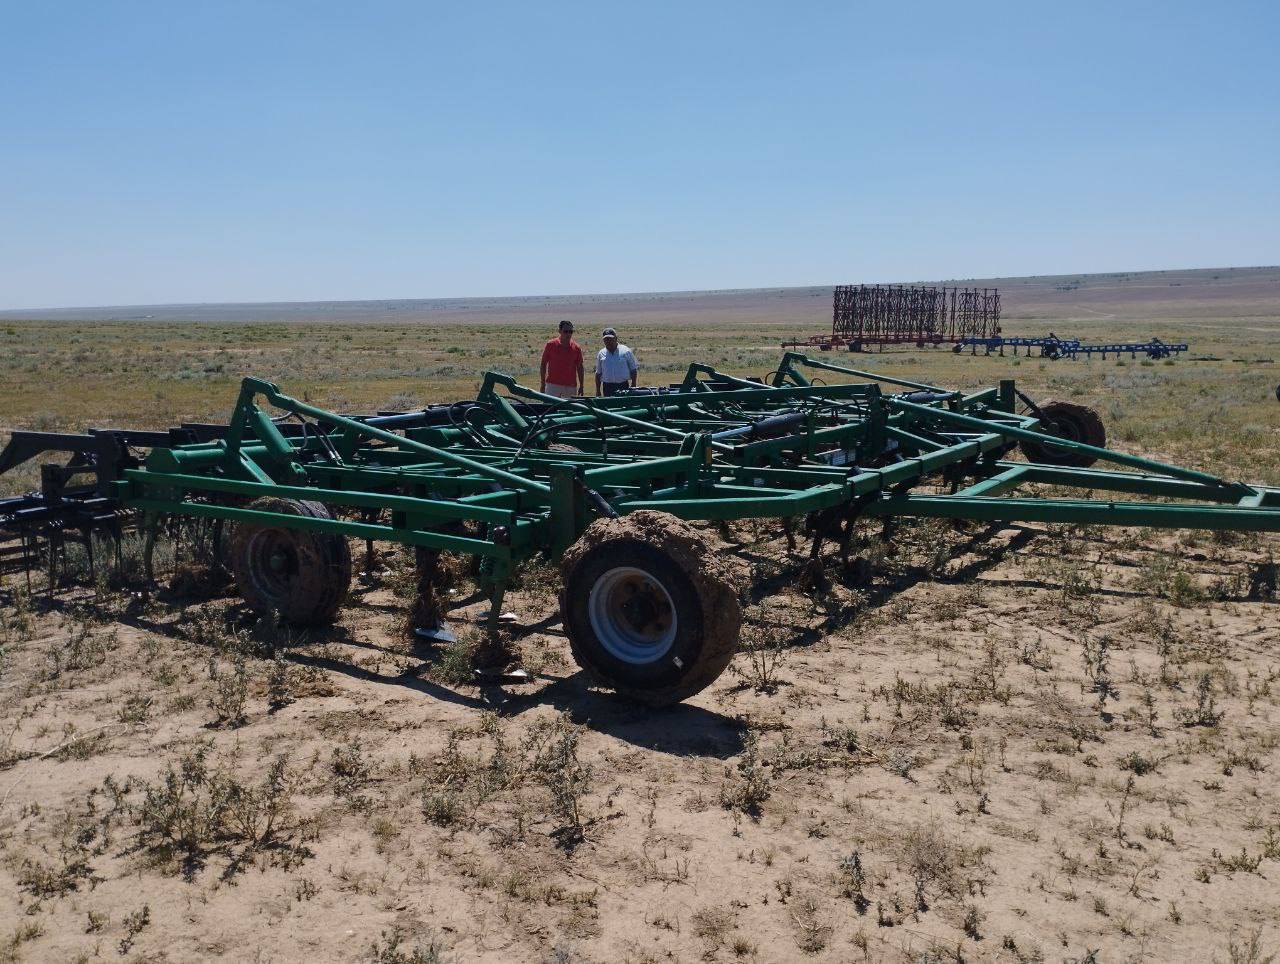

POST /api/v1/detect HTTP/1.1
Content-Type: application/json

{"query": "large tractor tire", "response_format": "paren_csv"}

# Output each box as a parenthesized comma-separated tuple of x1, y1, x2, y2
(559, 510, 744, 706)
(1019, 400, 1106, 469)
(230, 497, 352, 626)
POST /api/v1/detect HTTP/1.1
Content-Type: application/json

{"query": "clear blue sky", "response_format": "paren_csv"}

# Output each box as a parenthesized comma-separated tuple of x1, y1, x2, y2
(3, 1, 1278, 308)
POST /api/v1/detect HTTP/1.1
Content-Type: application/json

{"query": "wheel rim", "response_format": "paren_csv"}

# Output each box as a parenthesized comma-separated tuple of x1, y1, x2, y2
(587, 566, 677, 665)
(1044, 413, 1083, 444)
(247, 529, 301, 601)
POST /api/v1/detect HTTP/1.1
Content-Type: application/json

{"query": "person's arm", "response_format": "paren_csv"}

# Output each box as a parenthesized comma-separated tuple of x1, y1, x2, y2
(594, 352, 602, 396)
(539, 344, 549, 392)
(628, 349, 638, 387)
(576, 350, 584, 396)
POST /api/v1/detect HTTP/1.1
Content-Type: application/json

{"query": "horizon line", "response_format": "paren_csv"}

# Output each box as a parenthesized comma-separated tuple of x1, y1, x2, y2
(1, 263, 1276, 315)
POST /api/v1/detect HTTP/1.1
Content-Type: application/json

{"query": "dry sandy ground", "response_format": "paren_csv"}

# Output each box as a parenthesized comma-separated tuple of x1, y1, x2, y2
(1, 514, 1277, 963)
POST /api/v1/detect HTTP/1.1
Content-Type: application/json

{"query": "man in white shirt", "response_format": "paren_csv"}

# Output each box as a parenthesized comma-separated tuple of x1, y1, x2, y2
(594, 327, 639, 396)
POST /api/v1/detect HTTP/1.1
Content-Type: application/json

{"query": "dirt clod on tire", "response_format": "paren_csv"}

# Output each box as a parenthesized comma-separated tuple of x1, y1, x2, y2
(560, 510, 747, 706)
(230, 497, 352, 626)
(1019, 399, 1106, 468)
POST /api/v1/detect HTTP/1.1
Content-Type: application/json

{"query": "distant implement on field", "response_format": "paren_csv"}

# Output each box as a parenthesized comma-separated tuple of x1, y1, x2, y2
(782, 283, 1001, 352)
(953, 334, 1190, 361)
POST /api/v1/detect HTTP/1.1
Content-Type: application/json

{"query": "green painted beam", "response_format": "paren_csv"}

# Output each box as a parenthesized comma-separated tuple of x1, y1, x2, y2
(889, 397, 1245, 492)
(242, 377, 551, 495)
(869, 494, 1280, 531)
(779, 352, 951, 394)
(955, 466, 1029, 497)
(622, 482, 848, 520)
(1015, 463, 1258, 503)
(122, 497, 517, 555)
(121, 469, 518, 523)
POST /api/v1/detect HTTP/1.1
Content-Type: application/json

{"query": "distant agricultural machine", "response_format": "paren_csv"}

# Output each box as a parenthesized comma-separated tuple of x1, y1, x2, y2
(954, 335, 1189, 360)
(783, 284, 1001, 352)
(3, 353, 1279, 706)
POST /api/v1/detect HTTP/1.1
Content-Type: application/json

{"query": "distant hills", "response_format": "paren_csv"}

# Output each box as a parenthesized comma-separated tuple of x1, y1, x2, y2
(1, 265, 1276, 326)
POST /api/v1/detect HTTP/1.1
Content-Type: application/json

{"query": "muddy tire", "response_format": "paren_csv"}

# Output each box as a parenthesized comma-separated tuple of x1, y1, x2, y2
(230, 497, 351, 626)
(1019, 400, 1106, 468)
(560, 510, 744, 706)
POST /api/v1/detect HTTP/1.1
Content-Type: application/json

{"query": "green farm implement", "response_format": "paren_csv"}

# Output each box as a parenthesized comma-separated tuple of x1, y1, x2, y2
(3, 353, 1278, 704)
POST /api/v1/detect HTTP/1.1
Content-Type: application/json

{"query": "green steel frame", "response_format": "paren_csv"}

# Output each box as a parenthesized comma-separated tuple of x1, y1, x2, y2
(110, 353, 1280, 619)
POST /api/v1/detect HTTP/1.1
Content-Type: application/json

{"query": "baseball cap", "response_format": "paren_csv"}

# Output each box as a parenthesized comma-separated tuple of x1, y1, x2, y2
(601, 327, 617, 338)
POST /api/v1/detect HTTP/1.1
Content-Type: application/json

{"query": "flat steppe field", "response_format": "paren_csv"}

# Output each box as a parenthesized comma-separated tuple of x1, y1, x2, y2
(0, 267, 1278, 963)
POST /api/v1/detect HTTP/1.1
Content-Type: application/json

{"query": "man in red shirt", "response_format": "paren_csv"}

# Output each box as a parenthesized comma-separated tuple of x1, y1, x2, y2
(539, 320, 584, 399)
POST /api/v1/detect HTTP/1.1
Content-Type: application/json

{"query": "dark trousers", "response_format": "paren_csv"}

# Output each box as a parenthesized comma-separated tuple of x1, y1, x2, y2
(601, 381, 630, 397)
